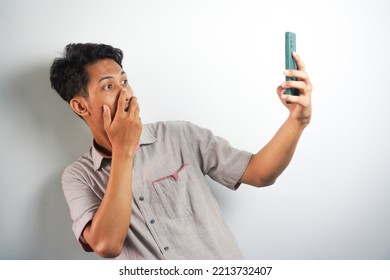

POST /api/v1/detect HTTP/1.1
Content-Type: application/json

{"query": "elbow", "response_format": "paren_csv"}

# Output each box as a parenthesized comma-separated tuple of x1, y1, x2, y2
(262, 180, 276, 188)
(93, 239, 124, 258)
(82, 223, 126, 258)
(254, 176, 277, 188)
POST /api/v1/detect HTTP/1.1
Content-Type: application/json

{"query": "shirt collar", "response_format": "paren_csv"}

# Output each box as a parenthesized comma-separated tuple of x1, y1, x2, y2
(91, 126, 157, 171)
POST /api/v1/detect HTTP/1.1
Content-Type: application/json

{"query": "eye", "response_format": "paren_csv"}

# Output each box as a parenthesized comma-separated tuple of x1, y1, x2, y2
(103, 84, 113, 91)
(121, 79, 128, 85)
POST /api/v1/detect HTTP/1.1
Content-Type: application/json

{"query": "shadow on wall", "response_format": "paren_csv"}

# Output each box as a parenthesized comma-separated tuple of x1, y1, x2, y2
(3, 62, 100, 259)
(39, 172, 101, 259)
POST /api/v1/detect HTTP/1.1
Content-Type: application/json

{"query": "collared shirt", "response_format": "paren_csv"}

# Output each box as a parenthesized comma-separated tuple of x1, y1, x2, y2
(62, 121, 252, 259)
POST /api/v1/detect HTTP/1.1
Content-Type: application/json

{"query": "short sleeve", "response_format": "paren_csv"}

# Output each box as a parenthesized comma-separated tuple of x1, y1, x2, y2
(61, 164, 101, 251)
(183, 122, 253, 190)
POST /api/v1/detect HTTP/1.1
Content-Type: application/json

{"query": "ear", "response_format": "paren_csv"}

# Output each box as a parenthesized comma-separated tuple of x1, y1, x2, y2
(69, 96, 90, 118)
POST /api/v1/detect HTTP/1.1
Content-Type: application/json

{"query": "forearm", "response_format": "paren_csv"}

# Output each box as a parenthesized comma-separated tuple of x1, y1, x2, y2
(241, 116, 305, 187)
(259, 116, 304, 181)
(83, 153, 134, 257)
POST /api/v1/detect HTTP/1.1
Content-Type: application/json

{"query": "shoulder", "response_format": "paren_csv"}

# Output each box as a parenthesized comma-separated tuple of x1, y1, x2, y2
(62, 148, 94, 183)
(144, 120, 208, 139)
(145, 120, 199, 131)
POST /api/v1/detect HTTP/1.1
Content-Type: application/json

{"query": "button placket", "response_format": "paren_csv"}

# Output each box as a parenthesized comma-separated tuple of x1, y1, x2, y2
(132, 148, 173, 257)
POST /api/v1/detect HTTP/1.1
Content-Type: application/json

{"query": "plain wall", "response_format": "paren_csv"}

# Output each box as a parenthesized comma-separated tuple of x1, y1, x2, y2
(1, 0, 389, 259)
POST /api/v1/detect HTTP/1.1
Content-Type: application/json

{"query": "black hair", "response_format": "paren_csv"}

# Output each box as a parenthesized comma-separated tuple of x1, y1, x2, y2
(50, 43, 124, 103)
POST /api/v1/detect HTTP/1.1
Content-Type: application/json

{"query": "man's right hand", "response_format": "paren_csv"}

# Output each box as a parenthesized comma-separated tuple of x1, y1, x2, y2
(102, 91, 142, 158)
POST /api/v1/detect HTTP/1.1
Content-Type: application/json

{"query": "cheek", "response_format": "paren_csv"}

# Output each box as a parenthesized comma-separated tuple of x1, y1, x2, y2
(87, 95, 117, 120)
(111, 94, 121, 116)
(105, 93, 121, 120)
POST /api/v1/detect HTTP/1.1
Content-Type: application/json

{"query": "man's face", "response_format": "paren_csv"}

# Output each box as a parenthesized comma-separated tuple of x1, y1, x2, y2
(84, 58, 134, 134)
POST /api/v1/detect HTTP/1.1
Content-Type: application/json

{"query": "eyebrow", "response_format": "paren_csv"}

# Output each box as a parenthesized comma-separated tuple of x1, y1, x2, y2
(98, 71, 126, 83)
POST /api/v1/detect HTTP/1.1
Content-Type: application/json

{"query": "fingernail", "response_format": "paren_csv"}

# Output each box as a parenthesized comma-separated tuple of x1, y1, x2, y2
(281, 82, 287, 88)
(284, 70, 290, 75)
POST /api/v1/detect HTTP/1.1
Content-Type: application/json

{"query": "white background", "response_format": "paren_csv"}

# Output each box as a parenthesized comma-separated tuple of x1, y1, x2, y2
(0, 0, 389, 259)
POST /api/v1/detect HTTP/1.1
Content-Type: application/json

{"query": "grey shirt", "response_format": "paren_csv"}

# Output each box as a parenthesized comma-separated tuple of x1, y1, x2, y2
(62, 121, 252, 259)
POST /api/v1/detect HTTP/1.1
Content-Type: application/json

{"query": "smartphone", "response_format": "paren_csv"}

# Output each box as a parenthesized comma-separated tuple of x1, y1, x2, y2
(285, 32, 298, 97)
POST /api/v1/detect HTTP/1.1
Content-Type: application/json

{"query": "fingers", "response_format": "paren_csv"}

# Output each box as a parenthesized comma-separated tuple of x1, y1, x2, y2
(276, 85, 286, 99)
(277, 86, 308, 107)
(277, 86, 295, 107)
(102, 91, 142, 153)
(276, 86, 294, 106)
(116, 91, 129, 117)
(276, 53, 312, 125)
(286, 52, 311, 85)
(127, 96, 140, 119)
(292, 51, 305, 72)
(283, 53, 313, 96)
(284, 69, 308, 82)
(114, 91, 140, 118)
(102, 105, 112, 132)
(103, 93, 140, 128)
(281, 93, 304, 106)
(284, 70, 312, 94)
(280, 79, 311, 103)
(281, 80, 307, 92)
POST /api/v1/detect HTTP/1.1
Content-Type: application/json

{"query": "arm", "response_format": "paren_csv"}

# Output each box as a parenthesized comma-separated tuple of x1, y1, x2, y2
(240, 52, 312, 187)
(83, 93, 142, 258)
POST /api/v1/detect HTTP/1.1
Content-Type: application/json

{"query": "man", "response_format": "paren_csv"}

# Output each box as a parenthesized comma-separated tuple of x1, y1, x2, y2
(50, 43, 312, 259)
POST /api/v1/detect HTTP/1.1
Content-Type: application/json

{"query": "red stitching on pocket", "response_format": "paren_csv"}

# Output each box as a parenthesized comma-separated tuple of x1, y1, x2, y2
(152, 163, 188, 183)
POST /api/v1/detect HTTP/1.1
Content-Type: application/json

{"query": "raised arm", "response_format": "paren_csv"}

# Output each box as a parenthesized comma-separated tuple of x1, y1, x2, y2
(240, 52, 312, 187)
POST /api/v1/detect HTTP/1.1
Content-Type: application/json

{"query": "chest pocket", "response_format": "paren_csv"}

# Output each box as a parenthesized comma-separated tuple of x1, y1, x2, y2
(151, 163, 193, 219)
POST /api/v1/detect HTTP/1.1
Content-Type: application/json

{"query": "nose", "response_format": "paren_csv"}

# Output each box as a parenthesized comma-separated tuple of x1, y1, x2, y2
(120, 86, 132, 99)
(119, 81, 134, 99)
(121, 86, 134, 103)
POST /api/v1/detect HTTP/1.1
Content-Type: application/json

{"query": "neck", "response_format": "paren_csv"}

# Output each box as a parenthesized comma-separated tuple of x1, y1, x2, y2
(93, 138, 112, 157)
(86, 118, 112, 156)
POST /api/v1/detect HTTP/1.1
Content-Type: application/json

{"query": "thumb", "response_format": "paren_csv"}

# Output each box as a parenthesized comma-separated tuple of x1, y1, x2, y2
(102, 105, 112, 132)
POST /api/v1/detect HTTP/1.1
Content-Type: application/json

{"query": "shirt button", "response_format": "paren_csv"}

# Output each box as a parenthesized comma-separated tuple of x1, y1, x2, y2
(139, 196, 144, 201)
(164, 246, 170, 251)
(150, 219, 155, 224)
